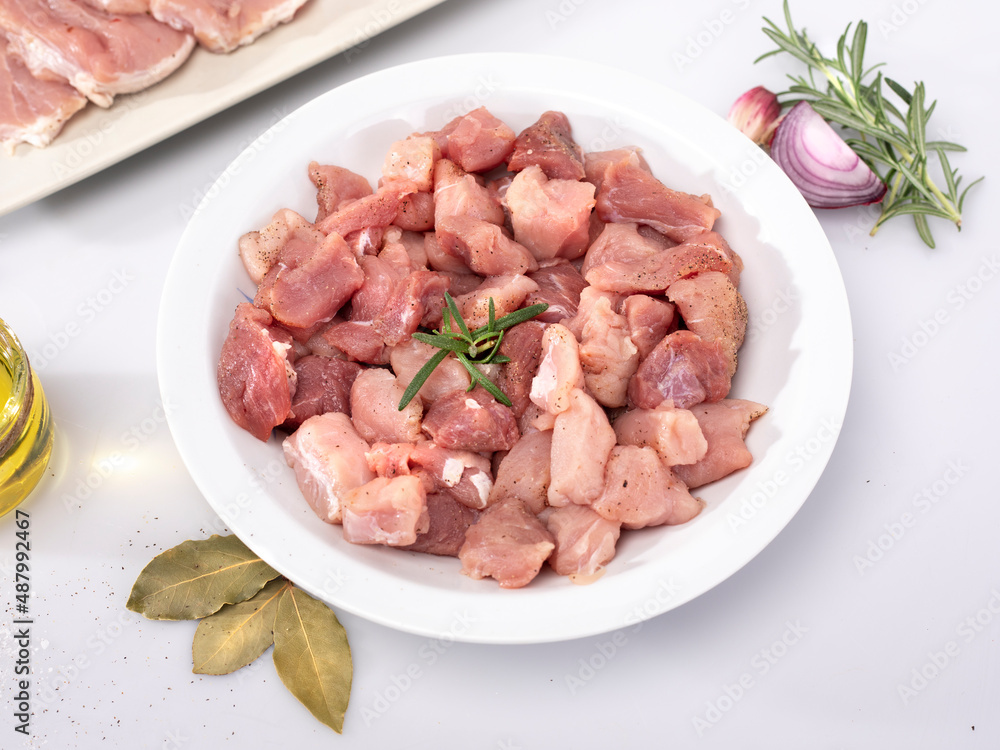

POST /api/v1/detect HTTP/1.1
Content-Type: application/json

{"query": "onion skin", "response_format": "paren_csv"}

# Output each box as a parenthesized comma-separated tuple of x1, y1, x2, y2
(770, 101, 887, 209)
(727, 86, 782, 146)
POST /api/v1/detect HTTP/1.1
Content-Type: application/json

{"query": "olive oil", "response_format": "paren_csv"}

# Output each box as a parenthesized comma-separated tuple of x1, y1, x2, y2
(1, 322, 54, 516)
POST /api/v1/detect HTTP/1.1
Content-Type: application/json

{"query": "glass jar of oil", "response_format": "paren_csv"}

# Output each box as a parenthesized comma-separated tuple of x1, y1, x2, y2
(1, 318, 54, 517)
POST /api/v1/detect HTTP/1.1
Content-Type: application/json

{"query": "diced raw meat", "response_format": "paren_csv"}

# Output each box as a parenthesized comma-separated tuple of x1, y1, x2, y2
(317, 179, 418, 238)
(308, 162, 372, 223)
(495, 320, 545, 421)
(667, 271, 747, 376)
(507, 111, 586, 180)
(584, 224, 734, 294)
(628, 330, 731, 410)
(319, 321, 388, 365)
(613, 402, 707, 466)
(150, 0, 308, 54)
(283, 355, 362, 430)
(583, 147, 651, 192)
(529, 323, 585, 415)
(455, 274, 539, 330)
(238, 208, 321, 284)
(562, 285, 623, 340)
(525, 260, 587, 323)
(591, 445, 698, 530)
(489, 429, 552, 516)
(0, 0, 195, 108)
(577, 295, 639, 408)
(422, 388, 519, 453)
(0, 33, 87, 153)
(389, 337, 470, 406)
(348, 253, 410, 323)
(444, 107, 516, 173)
(433, 158, 505, 227)
(373, 270, 450, 346)
(595, 160, 721, 243)
(545, 504, 622, 577)
(458, 498, 555, 589)
(350, 368, 423, 444)
(505, 165, 596, 260)
(393, 191, 435, 232)
(79, 0, 150, 12)
(622, 294, 677, 359)
(381, 134, 440, 191)
(367, 441, 493, 511)
(435, 215, 538, 276)
(254, 230, 364, 329)
(548, 389, 616, 507)
(672, 399, 768, 488)
(281, 412, 374, 523)
(217, 303, 295, 441)
(401, 493, 480, 557)
(342, 476, 429, 546)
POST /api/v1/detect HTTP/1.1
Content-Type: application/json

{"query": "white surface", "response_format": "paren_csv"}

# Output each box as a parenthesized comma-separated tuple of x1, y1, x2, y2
(158, 52, 851, 644)
(1, 0, 997, 746)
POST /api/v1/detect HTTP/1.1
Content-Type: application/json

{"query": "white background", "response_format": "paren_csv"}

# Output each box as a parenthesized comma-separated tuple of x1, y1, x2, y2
(2, 0, 998, 747)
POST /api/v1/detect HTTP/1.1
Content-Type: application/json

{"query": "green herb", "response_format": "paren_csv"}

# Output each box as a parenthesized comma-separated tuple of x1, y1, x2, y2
(128, 534, 353, 734)
(397, 293, 549, 410)
(757, 1, 981, 247)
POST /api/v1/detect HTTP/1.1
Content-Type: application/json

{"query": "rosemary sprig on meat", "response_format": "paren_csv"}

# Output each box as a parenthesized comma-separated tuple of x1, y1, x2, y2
(757, 0, 981, 247)
(397, 293, 548, 410)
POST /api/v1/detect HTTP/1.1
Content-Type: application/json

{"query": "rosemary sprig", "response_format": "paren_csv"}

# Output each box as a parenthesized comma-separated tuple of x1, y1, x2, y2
(397, 293, 548, 410)
(757, 1, 981, 247)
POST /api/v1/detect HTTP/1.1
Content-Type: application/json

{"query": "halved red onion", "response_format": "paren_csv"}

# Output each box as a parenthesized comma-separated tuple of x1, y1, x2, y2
(770, 101, 886, 208)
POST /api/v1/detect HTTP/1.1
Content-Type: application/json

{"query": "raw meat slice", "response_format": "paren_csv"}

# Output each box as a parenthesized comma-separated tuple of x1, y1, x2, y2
(628, 330, 731, 410)
(505, 164, 596, 260)
(282, 412, 374, 523)
(217, 302, 295, 441)
(150, 0, 308, 54)
(317, 179, 418, 238)
(0, 0, 195, 108)
(458, 498, 555, 589)
(545, 504, 621, 578)
(342, 476, 429, 546)
(372, 270, 450, 346)
(583, 147, 651, 192)
(507, 111, 586, 180)
(435, 215, 538, 276)
(489, 429, 552, 516)
(548, 389, 616, 507)
(308, 162, 372, 223)
(283, 355, 362, 430)
(672, 399, 768, 488)
(238, 208, 322, 284)
(0, 34, 86, 152)
(613, 402, 707, 466)
(422, 388, 519, 453)
(667, 271, 747, 376)
(595, 160, 720, 243)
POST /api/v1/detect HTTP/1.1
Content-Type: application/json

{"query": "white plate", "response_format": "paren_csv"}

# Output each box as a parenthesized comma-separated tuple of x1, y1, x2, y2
(157, 53, 853, 644)
(0, 0, 447, 217)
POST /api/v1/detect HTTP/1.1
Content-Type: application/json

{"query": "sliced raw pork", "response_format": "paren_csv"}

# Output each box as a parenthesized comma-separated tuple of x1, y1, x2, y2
(459, 498, 555, 589)
(529, 323, 585, 416)
(308, 162, 372, 223)
(283, 355, 362, 430)
(0, 0, 195, 107)
(442, 107, 516, 173)
(349, 368, 423, 444)
(667, 271, 747, 376)
(402, 493, 481, 557)
(489, 429, 552, 516)
(505, 165, 596, 260)
(507, 111, 586, 180)
(545, 504, 622, 578)
(282, 412, 374, 523)
(342, 476, 429, 546)
(421, 388, 519, 453)
(613, 402, 707, 466)
(548, 389, 617, 507)
(628, 330, 732, 410)
(525, 260, 587, 323)
(592, 445, 699, 530)
(0, 34, 86, 152)
(672, 399, 768, 488)
(150, 0, 309, 54)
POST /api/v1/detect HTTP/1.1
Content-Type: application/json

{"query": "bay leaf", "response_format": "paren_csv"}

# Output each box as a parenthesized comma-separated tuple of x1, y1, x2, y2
(192, 577, 289, 675)
(127, 534, 280, 620)
(272, 586, 352, 734)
